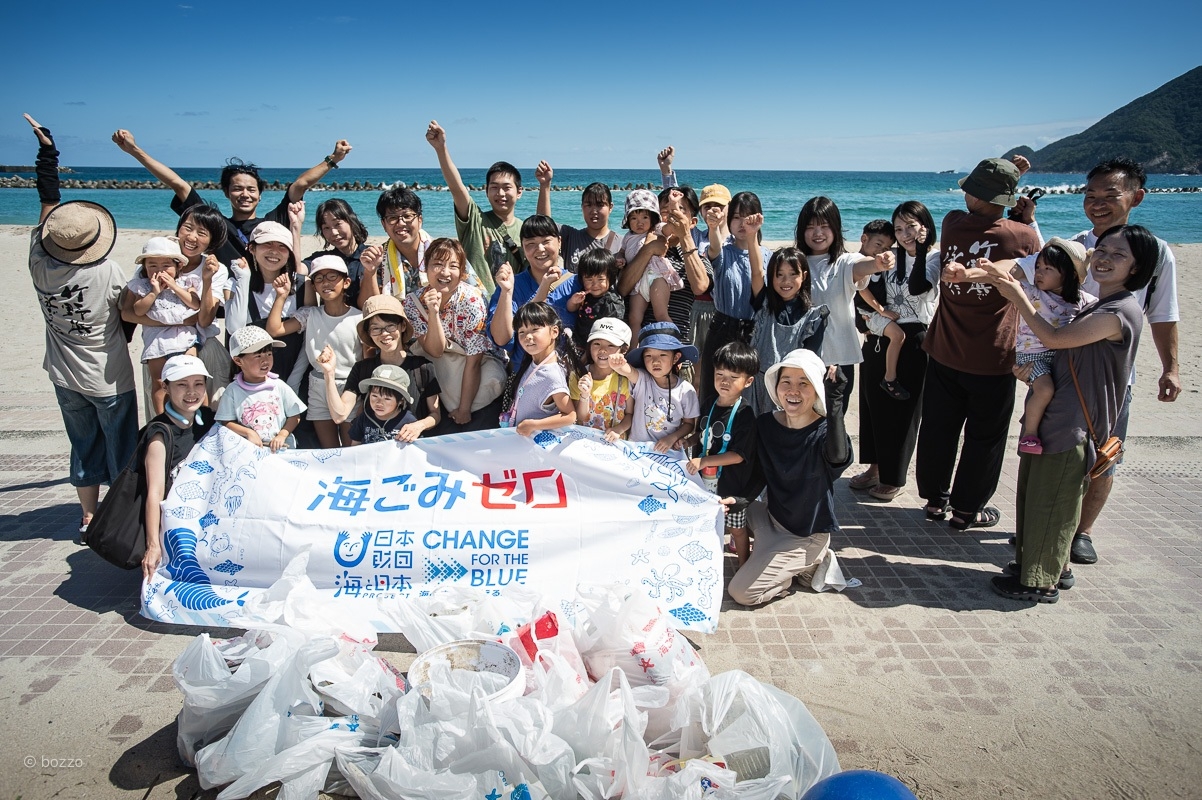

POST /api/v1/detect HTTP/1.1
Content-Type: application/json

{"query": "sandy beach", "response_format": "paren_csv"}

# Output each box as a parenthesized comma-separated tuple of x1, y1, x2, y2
(2, 223, 1201, 799)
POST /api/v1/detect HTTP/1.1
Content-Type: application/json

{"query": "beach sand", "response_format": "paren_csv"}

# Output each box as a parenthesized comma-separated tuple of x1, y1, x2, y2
(2, 224, 1200, 798)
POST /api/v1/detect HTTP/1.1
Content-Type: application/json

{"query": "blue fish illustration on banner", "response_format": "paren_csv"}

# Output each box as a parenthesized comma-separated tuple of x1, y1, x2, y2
(143, 426, 724, 633)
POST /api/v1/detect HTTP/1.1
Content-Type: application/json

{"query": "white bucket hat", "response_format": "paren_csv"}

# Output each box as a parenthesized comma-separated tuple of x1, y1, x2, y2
(764, 349, 827, 416)
(134, 236, 188, 266)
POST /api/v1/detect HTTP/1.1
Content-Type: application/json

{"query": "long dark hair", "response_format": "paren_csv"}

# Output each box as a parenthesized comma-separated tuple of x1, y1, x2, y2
(794, 196, 845, 262)
(763, 247, 812, 315)
(1040, 242, 1082, 304)
(315, 198, 369, 249)
(1097, 224, 1158, 292)
(500, 302, 581, 414)
(248, 245, 300, 295)
(891, 200, 938, 295)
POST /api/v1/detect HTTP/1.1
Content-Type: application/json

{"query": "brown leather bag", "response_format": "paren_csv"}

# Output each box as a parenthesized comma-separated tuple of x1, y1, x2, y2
(1068, 355, 1124, 480)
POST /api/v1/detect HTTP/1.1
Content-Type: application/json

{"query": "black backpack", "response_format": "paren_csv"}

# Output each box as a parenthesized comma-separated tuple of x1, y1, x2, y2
(85, 421, 175, 570)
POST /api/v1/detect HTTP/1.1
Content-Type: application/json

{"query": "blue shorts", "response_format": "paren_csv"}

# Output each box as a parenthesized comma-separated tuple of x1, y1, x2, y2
(53, 386, 138, 487)
(1102, 385, 1133, 477)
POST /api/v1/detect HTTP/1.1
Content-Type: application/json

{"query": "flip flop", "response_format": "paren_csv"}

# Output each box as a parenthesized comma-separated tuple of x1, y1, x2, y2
(990, 575, 1059, 604)
(869, 484, 903, 501)
(849, 470, 879, 491)
(949, 506, 1001, 531)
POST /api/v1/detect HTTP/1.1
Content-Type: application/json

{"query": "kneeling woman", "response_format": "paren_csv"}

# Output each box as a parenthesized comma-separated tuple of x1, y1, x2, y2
(727, 348, 852, 606)
(141, 355, 215, 582)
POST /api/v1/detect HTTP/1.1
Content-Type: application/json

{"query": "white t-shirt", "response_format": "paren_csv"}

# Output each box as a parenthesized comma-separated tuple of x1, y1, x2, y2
(628, 371, 699, 448)
(180, 260, 230, 341)
(865, 250, 942, 327)
(291, 305, 363, 379)
(808, 253, 870, 366)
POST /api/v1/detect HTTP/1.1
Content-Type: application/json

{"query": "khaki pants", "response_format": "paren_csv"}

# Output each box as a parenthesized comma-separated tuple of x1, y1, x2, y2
(727, 501, 831, 606)
(1016, 444, 1088, 588)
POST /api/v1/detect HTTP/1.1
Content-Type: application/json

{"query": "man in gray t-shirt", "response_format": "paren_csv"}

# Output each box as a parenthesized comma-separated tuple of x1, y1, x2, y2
(24, 114, 138, 541)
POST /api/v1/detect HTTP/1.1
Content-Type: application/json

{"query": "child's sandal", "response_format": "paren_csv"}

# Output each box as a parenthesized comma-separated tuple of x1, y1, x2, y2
(880, 379, 910, 401)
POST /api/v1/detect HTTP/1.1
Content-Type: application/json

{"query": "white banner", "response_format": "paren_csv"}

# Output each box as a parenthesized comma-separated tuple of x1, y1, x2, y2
(142, 426, 725, 633)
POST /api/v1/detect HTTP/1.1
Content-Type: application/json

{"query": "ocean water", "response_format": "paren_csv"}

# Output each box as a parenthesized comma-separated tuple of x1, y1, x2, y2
(2, 167, 1199, 243)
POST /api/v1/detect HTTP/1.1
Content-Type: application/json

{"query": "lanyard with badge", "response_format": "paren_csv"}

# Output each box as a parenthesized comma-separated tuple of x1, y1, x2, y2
(699, 397, 740, 492)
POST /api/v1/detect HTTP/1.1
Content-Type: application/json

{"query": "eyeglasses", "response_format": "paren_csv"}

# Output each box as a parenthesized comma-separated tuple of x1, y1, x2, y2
(369, 323, 401, 336)
(311, 271, 346, 284)
(383, 212, 420, 226)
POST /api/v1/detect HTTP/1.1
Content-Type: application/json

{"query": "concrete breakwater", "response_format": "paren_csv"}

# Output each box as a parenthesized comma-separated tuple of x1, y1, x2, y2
(0, 177, 666, 193)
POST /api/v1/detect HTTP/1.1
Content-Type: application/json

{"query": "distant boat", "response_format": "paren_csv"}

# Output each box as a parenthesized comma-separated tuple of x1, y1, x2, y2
(937, 169, 956, 174)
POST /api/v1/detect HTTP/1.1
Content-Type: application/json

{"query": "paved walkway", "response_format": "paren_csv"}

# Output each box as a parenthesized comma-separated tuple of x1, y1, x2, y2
(2, 413, 1200, 798)
(3, 232, 1200, 798)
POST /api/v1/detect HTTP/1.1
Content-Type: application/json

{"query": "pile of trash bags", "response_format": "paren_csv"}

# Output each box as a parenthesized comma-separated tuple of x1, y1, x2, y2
(171, 555, 840, 799)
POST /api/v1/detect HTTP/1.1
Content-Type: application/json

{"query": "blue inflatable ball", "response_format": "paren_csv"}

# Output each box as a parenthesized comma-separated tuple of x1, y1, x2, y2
(801, 770, 917, 800)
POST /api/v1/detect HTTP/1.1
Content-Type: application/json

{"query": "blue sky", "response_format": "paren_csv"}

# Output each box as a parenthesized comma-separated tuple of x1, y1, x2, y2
(2, 0, 1198, 171)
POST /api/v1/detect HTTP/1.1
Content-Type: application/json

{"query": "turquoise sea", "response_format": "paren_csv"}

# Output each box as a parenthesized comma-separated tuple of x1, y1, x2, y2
(2, 167, 1199, 243)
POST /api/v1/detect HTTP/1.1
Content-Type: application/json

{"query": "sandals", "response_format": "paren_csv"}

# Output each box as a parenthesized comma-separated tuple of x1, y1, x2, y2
(75, 518, 89, 546)
(869, 484, 903, 501)
(1006, 561, 1075, 590)
(880, 379, 910, 401)
(849, 469, 879, 491)
(990, 575, 1059, 604)
(949, 506, 1001, 530)
(924, 502, 949, 521)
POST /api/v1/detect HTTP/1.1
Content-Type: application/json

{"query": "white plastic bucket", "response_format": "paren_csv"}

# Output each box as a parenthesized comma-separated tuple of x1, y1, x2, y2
(408, 639, 526, 702)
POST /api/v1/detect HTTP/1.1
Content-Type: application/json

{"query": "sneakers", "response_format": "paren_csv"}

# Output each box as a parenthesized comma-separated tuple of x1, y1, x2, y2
(1018, 436, 1043, 455)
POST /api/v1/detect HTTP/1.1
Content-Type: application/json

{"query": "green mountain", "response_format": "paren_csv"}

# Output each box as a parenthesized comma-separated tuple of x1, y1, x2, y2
(1018, 66, 1202, 174)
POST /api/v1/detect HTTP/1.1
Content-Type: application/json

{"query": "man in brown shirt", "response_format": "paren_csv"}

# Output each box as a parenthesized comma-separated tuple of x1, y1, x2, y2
(917, 158, 1041, 530)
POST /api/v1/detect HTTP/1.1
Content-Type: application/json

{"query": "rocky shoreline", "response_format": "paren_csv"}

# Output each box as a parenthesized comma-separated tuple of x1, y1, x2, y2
(2, 176, 1199, 194)
(0, 177, 666, 192)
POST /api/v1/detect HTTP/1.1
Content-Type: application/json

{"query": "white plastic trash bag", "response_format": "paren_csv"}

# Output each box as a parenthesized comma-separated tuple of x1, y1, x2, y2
(195, 635, 340, 789)
(674, 670, 840, 797)
(216, 714, 374, 800)
(376, 586, 541, 653)
(309, 637, 408, 724)
(173, 628, 308, 766)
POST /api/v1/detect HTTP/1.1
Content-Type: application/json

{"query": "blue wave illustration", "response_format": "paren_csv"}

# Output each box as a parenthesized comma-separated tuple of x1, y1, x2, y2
(162, 527, 246, 611)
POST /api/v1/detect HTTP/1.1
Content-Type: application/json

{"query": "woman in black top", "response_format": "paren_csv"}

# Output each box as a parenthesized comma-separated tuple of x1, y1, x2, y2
(142, 356, 215, 581)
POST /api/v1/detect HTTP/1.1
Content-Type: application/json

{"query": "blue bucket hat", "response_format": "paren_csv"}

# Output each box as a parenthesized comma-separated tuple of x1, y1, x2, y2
(626, 321, 699, 367)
